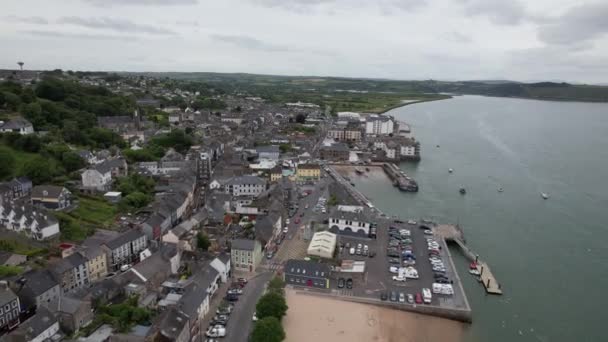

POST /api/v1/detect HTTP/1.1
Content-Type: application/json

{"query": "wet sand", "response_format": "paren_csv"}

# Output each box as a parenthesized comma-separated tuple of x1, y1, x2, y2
(284, 289, 467, 342)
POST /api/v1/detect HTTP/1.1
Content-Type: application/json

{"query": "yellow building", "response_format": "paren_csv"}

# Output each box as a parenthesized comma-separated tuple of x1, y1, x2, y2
(269, 166, 282, 182)
(297, 164, 321, 181)
(80, 246, 108, 282)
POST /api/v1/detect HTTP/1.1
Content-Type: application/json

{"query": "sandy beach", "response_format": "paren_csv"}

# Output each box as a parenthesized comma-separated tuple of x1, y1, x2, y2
(284, 289, 467, 342)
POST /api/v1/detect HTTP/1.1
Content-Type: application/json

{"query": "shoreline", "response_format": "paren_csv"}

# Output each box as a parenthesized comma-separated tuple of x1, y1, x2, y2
(377, 95, 452, 114)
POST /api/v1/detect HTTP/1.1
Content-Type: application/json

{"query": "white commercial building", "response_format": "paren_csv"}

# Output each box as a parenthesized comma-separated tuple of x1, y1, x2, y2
(365, 115, 394, 135)
(307, 231, 337, 259)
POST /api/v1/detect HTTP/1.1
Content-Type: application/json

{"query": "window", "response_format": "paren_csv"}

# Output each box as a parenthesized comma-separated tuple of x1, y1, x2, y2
(4, 305, 9, 312)
(11, 301, 17, 308)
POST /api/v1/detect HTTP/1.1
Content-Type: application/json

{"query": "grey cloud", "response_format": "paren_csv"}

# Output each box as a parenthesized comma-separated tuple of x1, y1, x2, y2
(460, 0, 527, 25)
(58, 17, 175, 35)
(249, 0, 426, 14)
(83, 0, 197, 6)
(210, 34, 290, 52)
(22, 30, 139, 41)
(3, 15, 48, 25)
(440, 32, 472, 44)
(537, 2, 608, 46)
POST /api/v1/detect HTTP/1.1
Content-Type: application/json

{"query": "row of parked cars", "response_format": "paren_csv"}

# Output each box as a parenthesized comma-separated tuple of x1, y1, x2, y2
(205, 278, 248, 339)
(344, 242, 375, 257)
(387, 226, 419, 282)
(313, 196, 327, 213)
(425, 235, 455, 297)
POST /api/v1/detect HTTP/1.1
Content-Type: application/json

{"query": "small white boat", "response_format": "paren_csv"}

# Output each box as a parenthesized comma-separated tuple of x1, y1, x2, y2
(469, 269, 481, 276)
(541, 193, 549, 199)
(448, 168, 454, 173)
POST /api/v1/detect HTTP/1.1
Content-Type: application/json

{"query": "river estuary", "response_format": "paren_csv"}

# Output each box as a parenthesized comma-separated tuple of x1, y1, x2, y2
(351, 95, 608, 342)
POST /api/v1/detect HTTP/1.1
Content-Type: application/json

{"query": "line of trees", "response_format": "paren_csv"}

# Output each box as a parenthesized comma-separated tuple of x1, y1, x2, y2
(252, 277, 288, 342)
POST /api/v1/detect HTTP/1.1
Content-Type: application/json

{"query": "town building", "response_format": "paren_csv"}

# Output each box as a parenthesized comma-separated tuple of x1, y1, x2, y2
(256, 145, 280, 161)
(0, 202, 60, 240)
(0, 282, 21, 331)
(230, 239, 263, 272)
(2, 306, 60, 342)
(31, 185, 72, 210)
(51, 252, 89, 294)
(0, 117, 34, 135)
(283, 259, 331, 289)
(0, 177, 33, 202)
(365, 115, 394, 135)
(10, 269, 61, 310)
(328, 206, 372, 236)
(307, 231, 337, 259)
(269, 165, 282, 182)
(102, 229, 147, 271)
(179, 266, 220, 342)
(224, 175, 267, 197)
(319, 143, 350, 161)
(327, 123, 362, 142)
(147, 307, 190, 342)
(47, 293, 93, 334)
(296, 163, 321, 181)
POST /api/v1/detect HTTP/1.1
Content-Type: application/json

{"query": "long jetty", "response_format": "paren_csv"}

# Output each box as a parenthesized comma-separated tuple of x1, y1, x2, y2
(382, 163, 418, 191)
(434, 224, 503, 295)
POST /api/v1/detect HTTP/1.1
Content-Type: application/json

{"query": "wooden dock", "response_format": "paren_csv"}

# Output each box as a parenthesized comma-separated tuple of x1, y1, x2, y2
(434, 224, 503, 295)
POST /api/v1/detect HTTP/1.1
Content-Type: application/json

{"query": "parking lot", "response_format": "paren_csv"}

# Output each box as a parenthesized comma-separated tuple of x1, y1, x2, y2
(334, 219, 469, 310)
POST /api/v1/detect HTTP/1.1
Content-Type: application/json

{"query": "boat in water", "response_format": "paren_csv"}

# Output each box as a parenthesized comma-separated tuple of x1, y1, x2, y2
(365, 167, 370, 172)
(459, 187, 466, 195)
(498, 187, 504, 193)
(448, 168, 454, 173)
(541, 193, 549, 199)
(469, 269, 481, 276)
(354, 167, 364, 175)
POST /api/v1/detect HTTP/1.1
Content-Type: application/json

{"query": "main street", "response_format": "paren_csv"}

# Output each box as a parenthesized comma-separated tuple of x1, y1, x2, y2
(224, 271, 274, 342)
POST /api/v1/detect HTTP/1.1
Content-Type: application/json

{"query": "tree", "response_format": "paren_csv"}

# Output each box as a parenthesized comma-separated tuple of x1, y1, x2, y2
(20, 156, 56, 184)
(0, 147, 15, 180)
(197, 232, 211, 251)
(256, 291, 288, 320)
(61, 151, 85, 172)
(120, 191, 151, 209)
(251, 317, 285, 342)
(295, 113, 306, 124)
(267, 276, 286, 295)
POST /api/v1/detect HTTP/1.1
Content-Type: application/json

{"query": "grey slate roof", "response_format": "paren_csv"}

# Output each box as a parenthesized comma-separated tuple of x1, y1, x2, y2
(17, 269, 59, 297)
(52, 252, 87, 275)
(284, 259, 331, 277)
(31, 185, 67, 199)
(155, 307, 189, 340)
(256, 145, 280, 154)
(254, 217, 275, 243)
(231, 239, 256, 251)
(179, 265, 218, 317)
(225, 175, 266, 186)
(4, 306, 57, 341)
(0, 286, 18, 306)
(1, 117, 32, 130)
(105, 229, 145, 250)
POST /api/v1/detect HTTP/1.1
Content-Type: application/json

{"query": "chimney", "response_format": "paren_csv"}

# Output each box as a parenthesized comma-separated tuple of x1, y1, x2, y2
(0, 280, 8, 290)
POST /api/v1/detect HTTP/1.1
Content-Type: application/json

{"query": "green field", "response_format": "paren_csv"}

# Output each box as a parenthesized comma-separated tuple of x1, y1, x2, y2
(56, 195, 118, 242)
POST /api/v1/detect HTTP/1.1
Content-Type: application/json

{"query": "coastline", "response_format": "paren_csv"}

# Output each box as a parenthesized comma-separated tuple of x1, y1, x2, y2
(377, 95, 452, 114)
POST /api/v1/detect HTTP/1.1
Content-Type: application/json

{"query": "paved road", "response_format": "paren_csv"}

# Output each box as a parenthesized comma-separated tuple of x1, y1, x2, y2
(224, 271, 273, 342)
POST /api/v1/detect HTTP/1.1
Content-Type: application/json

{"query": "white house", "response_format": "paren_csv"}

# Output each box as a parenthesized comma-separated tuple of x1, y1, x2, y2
(365, 115, 394, 135)
(0, 117, 34, 135)
(0, 203, 60, 240)
(224, 175, 267, 197)
(329, 207, 371, 236)
(400, 144, 417, 157)
(210, 254, 231, 283)
(81, 163, 112, 191)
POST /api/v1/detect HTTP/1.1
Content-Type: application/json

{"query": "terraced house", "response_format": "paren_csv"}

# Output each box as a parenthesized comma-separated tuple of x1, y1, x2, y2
(230, 239, 262, 272)
(296, 163, 321, 181)
(102, 229, 147, 271)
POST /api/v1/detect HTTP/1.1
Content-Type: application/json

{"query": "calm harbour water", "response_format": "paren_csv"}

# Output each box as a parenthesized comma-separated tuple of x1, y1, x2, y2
(352, 95, 608, 342)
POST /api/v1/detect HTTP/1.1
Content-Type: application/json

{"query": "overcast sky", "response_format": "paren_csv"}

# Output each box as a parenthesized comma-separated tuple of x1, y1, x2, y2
(1, 0, 608, 83)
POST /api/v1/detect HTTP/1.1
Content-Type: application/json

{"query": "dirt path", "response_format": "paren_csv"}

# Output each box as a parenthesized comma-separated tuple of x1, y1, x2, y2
(284, 289, 467, 342)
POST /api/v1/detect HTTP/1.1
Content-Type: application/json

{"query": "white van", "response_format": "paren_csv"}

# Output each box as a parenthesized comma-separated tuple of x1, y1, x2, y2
(349, 247, 356, 255)
(120, 264, 131, 272)
(422, 288, 432, 304)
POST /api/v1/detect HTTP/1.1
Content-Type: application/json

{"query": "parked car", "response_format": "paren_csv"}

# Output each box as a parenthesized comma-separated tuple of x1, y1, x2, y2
(381, 292, 388, 301)
(237, 278, 248, 285)
(415, 293, 423, 304)
(399, 292, 406, 303)
(206, 326, 226, 338)
(424, 230, 433, 235)
(407, 293, 414, 304)
(390, 291, 398, 302)
(392, 275, 406, 282)
(350, 247, 356, 255)
(389, 266, 399, 273)
(346, 278, 353, 289)
(338, 278, 345, 288)
(226, 294, 239, 302)
(266, 251, 274, 259)
(227, 288, 242, 295)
